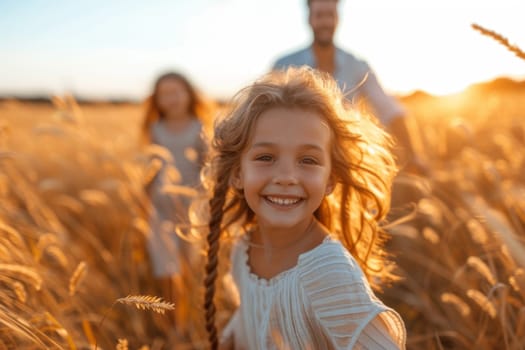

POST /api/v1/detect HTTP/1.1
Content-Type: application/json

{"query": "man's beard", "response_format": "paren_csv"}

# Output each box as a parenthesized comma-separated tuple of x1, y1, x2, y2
(314, 30, 334, 47)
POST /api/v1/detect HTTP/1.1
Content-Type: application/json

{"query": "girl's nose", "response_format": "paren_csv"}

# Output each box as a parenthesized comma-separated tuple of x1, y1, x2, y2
(273, 160, 298, 185)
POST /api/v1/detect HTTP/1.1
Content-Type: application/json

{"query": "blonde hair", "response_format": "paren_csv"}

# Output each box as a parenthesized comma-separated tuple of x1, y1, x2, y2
(202, 66, 398, 349)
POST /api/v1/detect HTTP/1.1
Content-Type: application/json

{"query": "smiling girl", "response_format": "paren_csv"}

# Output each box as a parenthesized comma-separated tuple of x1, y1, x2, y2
(202, 66, 406, 349)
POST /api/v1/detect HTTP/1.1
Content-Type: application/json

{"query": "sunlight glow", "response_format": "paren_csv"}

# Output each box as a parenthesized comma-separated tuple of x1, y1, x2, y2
(0, 0, 523, 99)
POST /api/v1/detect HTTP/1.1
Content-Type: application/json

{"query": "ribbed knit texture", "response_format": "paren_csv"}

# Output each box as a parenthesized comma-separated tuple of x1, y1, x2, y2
(224, 236, 406, 349)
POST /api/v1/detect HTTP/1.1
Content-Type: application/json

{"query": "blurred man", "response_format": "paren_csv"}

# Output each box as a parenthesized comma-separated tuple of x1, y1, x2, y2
(273, 0, 423, 171)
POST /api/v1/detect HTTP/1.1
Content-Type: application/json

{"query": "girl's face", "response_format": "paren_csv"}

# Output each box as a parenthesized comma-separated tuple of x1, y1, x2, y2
(234, 107, 333, 230)
(156, 78, 190, 119)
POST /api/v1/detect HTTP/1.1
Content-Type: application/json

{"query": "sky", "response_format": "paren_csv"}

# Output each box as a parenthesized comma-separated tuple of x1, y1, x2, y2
(1, 0, 524, 101)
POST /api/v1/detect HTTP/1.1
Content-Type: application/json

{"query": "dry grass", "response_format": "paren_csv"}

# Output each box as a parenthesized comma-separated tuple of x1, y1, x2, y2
(383, 84, 525, 349)
(0, 81, 524, 349)
(0, 99, 205, 349)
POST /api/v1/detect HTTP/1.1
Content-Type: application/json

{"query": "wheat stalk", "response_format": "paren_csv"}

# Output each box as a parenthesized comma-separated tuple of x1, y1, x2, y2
(441, 292, 471, 317)
(46, 245, 68, 269)
(12, 281, 27, 303)
(79, 189, 110, 207)
(69, 261, 87, 297)
(466, 218, 489, 245)
(0, 221, 25, 248)
(95, 295, 175, 350)
(466, 256, 497, 286)
(467, 289, 497, 319)
(509, 268, 525, 300)
(82, 319, 96, 347)
(116, 295, 175, 314)
(0, 264, 42, 291)
(472, 23, 525, 61)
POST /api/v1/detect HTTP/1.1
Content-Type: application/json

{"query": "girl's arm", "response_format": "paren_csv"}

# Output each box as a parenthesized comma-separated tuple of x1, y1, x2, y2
(311, 279, 405, 349)
(300, 243, 406, 349)
(353, 313, 405, 349)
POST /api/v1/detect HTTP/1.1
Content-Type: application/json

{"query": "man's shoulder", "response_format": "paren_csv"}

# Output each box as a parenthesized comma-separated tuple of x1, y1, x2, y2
(336, 46, 370, 70)
(272, 46, 312, 70)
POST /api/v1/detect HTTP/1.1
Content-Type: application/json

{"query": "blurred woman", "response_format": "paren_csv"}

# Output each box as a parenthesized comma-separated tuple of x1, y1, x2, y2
(142, 71, 212, 331)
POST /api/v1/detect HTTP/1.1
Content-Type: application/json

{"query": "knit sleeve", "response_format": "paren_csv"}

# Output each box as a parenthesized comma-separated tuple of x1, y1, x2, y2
(299, 242, 406, 349)
(354, 314, 405, 349)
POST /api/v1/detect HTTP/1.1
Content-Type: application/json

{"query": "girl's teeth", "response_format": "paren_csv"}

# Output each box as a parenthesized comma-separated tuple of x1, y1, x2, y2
(267, 196, 300, 205)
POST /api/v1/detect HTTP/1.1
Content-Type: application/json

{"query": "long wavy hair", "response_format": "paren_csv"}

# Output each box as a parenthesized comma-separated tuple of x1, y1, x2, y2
(201, 66, 398, 349)
(141, 72, 213, 144)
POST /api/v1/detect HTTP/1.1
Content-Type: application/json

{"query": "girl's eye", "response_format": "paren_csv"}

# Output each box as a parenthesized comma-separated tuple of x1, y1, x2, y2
(255, 154, 273, 162)
(301, 157, 319, 165)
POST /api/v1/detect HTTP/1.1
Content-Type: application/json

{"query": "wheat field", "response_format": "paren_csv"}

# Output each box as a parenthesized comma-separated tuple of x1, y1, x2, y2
(0, 80, 524, 349)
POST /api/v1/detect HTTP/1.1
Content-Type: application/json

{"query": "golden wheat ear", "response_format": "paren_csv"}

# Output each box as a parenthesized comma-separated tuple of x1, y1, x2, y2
(116, 295, 175, 314)
(472, 23, 525, 61)
(69, 261, 87, 297)
(95, 295, 175, 350)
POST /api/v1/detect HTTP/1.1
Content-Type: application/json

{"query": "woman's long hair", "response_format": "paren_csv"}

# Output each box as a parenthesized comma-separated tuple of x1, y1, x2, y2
(201, 66, 398, 349)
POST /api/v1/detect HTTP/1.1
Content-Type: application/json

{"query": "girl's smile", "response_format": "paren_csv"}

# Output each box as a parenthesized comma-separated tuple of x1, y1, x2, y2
(264, 195, 303, 206)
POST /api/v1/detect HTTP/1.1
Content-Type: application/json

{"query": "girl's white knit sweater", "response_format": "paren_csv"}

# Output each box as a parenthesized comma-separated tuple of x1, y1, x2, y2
(223, 235, 406, 349)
